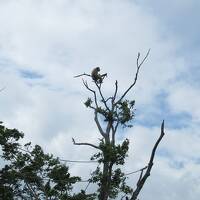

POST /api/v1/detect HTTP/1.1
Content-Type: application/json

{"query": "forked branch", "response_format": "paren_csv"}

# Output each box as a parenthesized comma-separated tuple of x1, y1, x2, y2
(94, 111, 108, 139)
(95, 82, 110, 111)
(82, 79, 98, 108)
(116, 49, 150, 104)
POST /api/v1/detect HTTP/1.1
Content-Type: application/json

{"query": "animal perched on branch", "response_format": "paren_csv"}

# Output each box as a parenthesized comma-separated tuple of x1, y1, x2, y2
(91, 67, 107, 84)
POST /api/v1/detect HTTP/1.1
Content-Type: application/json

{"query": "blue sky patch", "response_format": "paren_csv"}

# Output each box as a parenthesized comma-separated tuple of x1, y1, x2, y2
(135, 91, 192, 129)
(19, 70, 43, 79)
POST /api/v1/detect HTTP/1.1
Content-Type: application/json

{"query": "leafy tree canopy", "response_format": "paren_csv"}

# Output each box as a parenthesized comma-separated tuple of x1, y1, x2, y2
(0, 122, 95, 200)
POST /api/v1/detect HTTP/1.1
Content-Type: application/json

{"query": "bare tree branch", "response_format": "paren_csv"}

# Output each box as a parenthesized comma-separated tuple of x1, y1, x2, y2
(137, 49, 151, 69)
(112, 80, 118, 103)
(82, 79, 98, 108)
(111, 109, 120, 145)
(72, 138, 100, 150)
(105, 121, 112, 136)
(125, 166, 148, 176)
(82, 78, 110, 140)
(95, 82, 110, 111)
(105, 97, 113, 103)
(136, 168, 144, 187)
(130, 120, 165, 200)
(94, 111, 108, 139)
(111, 121, 119, 145)
(74, 73, 91, 78)
(116, 49, 150, 104)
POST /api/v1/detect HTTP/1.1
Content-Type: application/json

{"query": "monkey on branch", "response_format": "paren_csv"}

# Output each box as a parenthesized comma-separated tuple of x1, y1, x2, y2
(91, 67, 107, 84)
(74, 67, 107, 84)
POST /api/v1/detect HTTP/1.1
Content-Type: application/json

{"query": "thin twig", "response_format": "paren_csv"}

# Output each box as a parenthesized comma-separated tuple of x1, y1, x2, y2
(95, 82, 110, 111)
(116, 49, 150, 104)
(125, 166, 148, 176)
(105, 97, 112, 103)
(72, 138, 100, 150)
(112, 80, 118, 103)
(82, 79, 98, 108)
(59, 159, 97, 163)
(74, 73, 91, 78)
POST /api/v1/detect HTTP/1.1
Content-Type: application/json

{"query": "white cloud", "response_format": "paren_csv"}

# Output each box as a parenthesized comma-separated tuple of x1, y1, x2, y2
(168, 83, 200, 122)
(0, 0, 199, 199)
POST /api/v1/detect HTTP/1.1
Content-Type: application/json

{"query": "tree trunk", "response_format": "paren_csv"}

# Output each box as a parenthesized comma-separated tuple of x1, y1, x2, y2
(99, 162, 109, 200)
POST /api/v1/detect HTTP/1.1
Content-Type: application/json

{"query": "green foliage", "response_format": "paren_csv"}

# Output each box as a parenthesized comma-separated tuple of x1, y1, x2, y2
(0, 122, 94, 200)
(84, 98, 93, 108)
(90, 139, 132, 199)
(117, 100, 135, 127)
(86, 97, 135, 199)
(89, 166, 132, 199)
(109, 169, 133, 198)
(91, 139, 129, 165)
(93, 99, 135, 128)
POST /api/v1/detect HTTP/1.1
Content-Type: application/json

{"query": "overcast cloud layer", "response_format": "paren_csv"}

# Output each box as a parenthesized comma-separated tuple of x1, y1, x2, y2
(0, 1, 200, 199)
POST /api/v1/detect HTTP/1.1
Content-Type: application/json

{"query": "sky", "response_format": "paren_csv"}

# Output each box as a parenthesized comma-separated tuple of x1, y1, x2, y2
(0, 0, 200, 199)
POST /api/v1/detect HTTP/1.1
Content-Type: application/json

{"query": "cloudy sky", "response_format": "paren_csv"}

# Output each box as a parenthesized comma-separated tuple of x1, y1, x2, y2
(0, 0, 200, 199)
